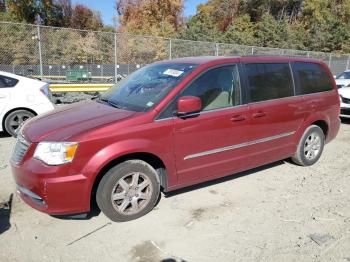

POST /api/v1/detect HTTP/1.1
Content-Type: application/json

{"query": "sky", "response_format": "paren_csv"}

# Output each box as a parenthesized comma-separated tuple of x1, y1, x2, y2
(72, 0, 207, 26)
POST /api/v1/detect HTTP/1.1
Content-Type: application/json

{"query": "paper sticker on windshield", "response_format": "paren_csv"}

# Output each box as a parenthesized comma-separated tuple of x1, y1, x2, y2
(163, 69, 184, 77)
(146, 101, 154, 107)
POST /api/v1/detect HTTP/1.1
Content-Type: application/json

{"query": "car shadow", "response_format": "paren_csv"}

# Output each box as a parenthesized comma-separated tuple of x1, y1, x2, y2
(164, 160, 285, 198)
(0, 194, 13, 235)
(0, 131, 10, 138)
(50, 204, 101, 221)
(51, 160, 286, 221)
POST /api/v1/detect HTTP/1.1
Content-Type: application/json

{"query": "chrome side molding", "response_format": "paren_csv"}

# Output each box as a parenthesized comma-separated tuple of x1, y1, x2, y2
(184, 131, 295, 160)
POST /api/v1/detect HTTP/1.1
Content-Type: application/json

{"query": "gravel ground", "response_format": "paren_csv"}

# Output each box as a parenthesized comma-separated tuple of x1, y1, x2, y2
(0, 119, 350, 262)
(52, 92, 99, 104)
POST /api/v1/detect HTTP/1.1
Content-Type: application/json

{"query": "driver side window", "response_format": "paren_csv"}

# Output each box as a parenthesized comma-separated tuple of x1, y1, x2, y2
(181, 65, 241, 111)
(157, 65, 242, 119)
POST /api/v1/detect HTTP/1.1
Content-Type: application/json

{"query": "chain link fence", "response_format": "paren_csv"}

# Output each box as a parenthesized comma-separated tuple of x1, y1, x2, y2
(1, 21, 350, 83)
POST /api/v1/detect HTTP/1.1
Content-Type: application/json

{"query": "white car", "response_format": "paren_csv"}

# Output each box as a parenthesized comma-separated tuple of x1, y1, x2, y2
(335, 70, 350, 88)
(0, 71, 54, 136)
(339, 87, 350, 118)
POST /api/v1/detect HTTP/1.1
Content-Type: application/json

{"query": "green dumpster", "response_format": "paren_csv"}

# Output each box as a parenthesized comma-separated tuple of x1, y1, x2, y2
(65, 69, 92, 82)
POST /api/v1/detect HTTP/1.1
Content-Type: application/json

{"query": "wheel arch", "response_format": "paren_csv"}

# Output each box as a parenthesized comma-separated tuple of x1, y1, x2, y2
(311, 119, 329, 138)
(2, 107, 37, 132)
(90, 152, 168, 210)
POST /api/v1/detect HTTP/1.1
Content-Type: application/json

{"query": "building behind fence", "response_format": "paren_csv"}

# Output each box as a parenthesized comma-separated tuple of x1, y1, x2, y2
(1, 21, 350, 83)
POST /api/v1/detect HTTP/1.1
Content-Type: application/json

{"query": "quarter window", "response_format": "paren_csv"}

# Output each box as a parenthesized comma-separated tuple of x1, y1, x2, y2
(292, 62, 333, 94)
(180, 65, 241, 111)
(0, 75, 18, 88)
(245, 63, 294, 102)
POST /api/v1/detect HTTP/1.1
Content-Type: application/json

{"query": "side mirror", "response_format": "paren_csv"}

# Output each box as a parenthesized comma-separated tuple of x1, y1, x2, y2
(177, 96, 201, 117)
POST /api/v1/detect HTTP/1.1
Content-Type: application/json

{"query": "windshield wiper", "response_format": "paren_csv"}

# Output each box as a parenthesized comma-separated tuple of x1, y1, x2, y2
(91, 94, 101, 100)
(97, 97, 124, 109)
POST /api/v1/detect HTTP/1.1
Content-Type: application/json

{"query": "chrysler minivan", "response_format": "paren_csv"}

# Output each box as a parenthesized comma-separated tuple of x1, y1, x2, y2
(11, 56, 340, 222)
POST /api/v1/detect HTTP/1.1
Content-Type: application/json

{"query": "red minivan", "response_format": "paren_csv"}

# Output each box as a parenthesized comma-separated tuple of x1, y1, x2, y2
(11, 56, 340, 222)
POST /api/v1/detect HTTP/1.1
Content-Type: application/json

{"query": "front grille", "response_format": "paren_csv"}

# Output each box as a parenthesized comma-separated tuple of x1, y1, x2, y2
(11, 135, 30, 164)
(340, 108, 350, 115)
(341, 96, 350, 104)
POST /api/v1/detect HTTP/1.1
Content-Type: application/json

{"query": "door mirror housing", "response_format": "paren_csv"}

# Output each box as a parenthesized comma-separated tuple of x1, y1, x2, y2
(177, 96, 202, 116)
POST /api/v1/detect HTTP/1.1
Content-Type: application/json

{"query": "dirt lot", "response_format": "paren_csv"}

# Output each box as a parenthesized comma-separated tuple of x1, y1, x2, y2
(0, 120, 350, 262)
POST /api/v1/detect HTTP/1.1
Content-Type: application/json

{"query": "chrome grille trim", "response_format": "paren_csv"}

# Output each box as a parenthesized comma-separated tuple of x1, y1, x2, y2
(11, 134, 30, 164)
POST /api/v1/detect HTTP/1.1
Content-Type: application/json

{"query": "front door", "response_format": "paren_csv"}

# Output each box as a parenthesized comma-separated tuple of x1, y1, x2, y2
(172, 64, 252, 185)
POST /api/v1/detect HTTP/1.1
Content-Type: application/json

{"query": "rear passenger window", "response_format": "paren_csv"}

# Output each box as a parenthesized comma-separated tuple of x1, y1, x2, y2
(245, 63, 294, 102)
(292, 62, 333, 94)
(0, 75, 18, 88)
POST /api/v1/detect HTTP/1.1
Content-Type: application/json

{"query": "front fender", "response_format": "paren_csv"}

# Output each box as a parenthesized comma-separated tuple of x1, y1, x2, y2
(81, 138, 176, 196)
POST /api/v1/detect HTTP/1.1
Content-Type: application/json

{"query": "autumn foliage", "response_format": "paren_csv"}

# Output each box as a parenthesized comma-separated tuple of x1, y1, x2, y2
(116, 0, 184, 37)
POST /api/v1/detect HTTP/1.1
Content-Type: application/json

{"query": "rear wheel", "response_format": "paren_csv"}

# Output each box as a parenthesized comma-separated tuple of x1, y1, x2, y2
(4, 110, 35, 137)
(291, 125, 325, 166)
(96, 160, 160, 222)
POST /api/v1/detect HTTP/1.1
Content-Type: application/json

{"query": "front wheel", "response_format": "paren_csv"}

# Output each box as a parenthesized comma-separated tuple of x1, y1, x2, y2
(291, 125, 325, 166)
(96, 160, 160, 222)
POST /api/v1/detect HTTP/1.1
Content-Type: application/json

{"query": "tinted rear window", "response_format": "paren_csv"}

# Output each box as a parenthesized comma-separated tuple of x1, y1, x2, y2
(245, 63, 294, 102)
(292, 62, 333, 94)
(0, 75, 18, 88)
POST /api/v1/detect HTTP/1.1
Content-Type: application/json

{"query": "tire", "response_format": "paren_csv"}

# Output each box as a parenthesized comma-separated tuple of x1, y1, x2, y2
(96, 160, 160, 222)
(291, 125, 325, 166)
(4, 110, 35, 137)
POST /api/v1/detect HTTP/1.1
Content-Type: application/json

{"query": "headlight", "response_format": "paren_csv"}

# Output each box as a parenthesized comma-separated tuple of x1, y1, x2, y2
(34, 142, 78, 165)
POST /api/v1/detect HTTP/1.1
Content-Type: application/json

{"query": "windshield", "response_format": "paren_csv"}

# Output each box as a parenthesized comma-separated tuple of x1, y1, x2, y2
(100, 63, 198, 111)
(336, 71, 350, 79)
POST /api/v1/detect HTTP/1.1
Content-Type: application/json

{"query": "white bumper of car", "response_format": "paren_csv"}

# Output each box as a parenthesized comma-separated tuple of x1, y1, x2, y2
(340, 100, 350, 118)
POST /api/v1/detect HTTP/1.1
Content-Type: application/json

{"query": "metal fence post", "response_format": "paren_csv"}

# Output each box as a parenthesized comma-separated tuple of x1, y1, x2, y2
(328, 53, 332, 67)
(114, 33, 118, 83)
(346, 55, 350, 70)
(169, 38, 172, 59)
(215, 43, 219, 56)
(251, 47, 254, 55)
(37, 25, 43, 78)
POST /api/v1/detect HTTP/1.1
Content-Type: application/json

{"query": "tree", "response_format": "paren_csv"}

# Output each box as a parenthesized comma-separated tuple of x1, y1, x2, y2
(0, 0, 6, 12)
(116, 0, 184, 37)
(255, 13, 289, 48)
(6, 0, 39, 23)
(70, 4, 103, 30)
(40, 0, 68, 27)
(3, 1, 102, 29)
(181, 4, 220, 41)
(222, 14, 256, 45)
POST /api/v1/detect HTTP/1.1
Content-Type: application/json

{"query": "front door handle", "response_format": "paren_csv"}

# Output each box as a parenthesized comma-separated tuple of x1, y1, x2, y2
(0, 94, 6, 98)
(231, 115, 246, 122)
(252, 111, 266, 118)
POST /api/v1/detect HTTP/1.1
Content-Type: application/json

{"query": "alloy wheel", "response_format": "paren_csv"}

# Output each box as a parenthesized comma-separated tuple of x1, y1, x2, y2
(110, 172, 152, 215)
(304, 132, 322, 160)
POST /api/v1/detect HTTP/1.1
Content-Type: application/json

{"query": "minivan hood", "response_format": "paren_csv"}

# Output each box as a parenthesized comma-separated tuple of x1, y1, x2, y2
(22, 100, 137, 142)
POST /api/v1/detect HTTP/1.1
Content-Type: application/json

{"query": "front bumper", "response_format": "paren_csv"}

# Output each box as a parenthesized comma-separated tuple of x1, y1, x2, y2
(340, 101, 350, 118)
(12, 157, 91, 215)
